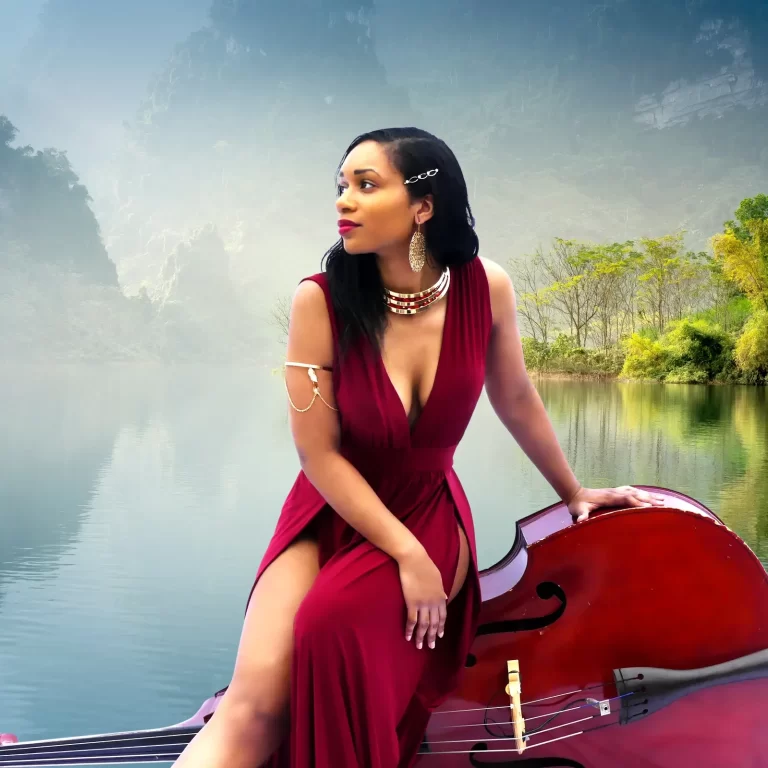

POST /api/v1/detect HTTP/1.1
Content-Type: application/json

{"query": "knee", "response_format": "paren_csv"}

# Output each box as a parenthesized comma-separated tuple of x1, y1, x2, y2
(226, 654, 292, 722)
(219, 694, 288, 738)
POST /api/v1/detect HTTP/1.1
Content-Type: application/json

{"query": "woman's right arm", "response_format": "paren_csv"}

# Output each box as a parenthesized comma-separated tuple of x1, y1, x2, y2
(284, 280, 447, 649)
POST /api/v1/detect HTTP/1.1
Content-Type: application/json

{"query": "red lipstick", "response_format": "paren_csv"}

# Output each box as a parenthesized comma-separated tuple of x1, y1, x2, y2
(338, 219, 360, 235)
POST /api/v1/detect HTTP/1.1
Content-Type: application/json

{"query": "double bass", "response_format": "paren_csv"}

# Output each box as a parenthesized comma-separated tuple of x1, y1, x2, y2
(2, 486, 767, 767)
(416, 486, 768, 767)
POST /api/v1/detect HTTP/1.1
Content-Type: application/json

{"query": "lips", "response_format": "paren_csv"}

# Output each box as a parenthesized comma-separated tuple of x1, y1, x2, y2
(338, 220, 360, 235)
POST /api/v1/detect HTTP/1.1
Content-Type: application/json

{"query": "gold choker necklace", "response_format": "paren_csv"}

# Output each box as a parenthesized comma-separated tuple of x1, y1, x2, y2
(384, 267, 450, 315)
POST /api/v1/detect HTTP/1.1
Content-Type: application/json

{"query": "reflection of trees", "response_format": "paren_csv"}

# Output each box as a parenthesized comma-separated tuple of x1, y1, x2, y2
(533, 379, 766, 566)
(717, 387, 768, 564)
(614, 381, 766, 561)
(0, 365, 301, 740)
(0, 368, 129, 605)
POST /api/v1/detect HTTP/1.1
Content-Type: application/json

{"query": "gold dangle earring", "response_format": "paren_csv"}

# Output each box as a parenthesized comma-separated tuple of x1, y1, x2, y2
(409, 222, 426, 273)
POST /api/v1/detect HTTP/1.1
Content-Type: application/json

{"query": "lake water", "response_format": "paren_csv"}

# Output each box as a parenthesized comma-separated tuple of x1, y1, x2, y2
(1, 365, 766, 752)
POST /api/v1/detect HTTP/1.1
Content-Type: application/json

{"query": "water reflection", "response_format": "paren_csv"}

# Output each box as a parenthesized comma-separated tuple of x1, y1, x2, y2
(534, 378, 766, 565)
(0, 368, 764, 747)
(0, 367, 126, 602)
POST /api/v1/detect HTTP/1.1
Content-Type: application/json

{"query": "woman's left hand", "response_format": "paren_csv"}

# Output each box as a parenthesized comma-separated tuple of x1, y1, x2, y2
(568, 485, 666, 523)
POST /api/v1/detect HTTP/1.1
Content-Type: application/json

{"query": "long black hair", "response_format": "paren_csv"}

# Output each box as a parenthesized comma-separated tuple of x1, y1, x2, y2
(322, 127, 479, 353)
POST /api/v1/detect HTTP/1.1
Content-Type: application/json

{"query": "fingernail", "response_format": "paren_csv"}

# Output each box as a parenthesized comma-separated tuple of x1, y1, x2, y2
(438, 631, 444, 638)
(405, 634, 411, 641)
(417, 642, 422, 649)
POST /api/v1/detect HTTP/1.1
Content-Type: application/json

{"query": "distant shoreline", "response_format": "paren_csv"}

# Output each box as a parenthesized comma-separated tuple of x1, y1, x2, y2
(528, 370, 618, 381)
(528, 370, 763, 385)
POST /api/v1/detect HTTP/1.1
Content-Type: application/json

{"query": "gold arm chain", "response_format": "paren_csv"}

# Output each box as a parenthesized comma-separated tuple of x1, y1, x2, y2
(284, 363, 338, 413)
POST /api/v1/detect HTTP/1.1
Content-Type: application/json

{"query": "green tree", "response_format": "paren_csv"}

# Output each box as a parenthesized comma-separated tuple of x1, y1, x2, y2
(635, 234, 709, 334)
(508, 255, 553, 343)
(586, 242, 640, 351)
(711, 194, 768, 312)
(536, 239, 604, 347)
(734, 310, 768, 377)
(724, 193, 768, 243)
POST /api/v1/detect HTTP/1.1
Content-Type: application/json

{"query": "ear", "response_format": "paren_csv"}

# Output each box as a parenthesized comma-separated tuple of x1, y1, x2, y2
(414, 194, 435, 225)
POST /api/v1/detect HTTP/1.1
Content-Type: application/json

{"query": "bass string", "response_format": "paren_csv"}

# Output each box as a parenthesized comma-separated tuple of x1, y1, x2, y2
(422, 712, 597, 746)
(0, 683, 643, 764)
(418, 727, 586, 756)
(422, 690, 635, 749)
(433, 701, 593, 731)
(417, 719, 617, 756)
(0, 719, 613, 767)
(430, 677, 636, 717)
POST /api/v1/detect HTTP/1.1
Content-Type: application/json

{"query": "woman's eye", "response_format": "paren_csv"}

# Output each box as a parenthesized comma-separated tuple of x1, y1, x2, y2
(336, 180, 375, 196)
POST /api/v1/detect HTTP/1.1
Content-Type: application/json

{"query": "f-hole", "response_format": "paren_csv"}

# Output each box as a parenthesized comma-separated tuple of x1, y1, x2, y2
(475, 581, 566, 637)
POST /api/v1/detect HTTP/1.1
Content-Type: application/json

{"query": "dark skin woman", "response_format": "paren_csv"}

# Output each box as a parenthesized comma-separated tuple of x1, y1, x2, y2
(173, 128, 665, 768)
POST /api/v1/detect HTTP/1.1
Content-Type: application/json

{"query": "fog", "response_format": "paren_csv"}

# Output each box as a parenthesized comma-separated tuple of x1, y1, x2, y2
(1, 0, 766, 362)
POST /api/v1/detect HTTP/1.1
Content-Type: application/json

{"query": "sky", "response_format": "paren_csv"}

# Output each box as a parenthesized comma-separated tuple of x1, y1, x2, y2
(1, 0, 766, 358)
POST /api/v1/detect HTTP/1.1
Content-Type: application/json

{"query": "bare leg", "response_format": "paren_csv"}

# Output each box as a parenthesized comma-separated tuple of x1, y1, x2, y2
(448, 523, 470, 603)
(173, 536, 320, 768)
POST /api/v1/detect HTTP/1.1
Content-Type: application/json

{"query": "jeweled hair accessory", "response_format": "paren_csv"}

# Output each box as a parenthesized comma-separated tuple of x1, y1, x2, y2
(404, 169, 438, 185)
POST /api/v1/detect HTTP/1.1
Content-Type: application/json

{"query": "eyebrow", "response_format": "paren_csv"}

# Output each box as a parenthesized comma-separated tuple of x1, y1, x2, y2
(338, 168, 382, 179)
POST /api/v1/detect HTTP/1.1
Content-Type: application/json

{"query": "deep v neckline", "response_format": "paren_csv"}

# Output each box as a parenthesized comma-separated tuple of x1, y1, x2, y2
(376, 268, 452, 440)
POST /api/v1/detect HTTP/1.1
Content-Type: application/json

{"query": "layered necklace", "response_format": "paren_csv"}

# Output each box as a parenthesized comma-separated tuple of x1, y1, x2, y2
(383, 267, 450, 315)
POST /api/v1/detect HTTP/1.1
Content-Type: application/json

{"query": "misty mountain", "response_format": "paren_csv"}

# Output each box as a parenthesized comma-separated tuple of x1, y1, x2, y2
(1, 0, 767, 362)
(374, 0, 768, 252)
(100, 0, 415, 302)
(0, 116, 116, 284)
(0, 0, 210, 181)
(98, 0, 767, 309)
(0, 117, 265, 362)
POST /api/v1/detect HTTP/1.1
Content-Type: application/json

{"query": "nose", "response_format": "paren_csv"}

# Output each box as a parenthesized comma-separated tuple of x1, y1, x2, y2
(335, 187, 356, 214)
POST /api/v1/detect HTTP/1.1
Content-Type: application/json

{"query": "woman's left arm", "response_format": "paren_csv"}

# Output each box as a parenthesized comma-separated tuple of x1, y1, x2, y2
(480, 257, 665, 522)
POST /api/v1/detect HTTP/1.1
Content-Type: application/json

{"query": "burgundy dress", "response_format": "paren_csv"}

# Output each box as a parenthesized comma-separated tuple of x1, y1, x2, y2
(250, 256, 492, 767)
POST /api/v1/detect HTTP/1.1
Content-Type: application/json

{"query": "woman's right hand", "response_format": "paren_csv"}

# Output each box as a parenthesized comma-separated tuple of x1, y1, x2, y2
(397, 545, 447, 650)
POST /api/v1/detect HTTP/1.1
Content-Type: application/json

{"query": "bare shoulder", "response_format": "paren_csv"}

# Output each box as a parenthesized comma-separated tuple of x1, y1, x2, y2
(291, 277, 327, 313)
(478, 256, 516, 326)
(287, 278, 334, 368)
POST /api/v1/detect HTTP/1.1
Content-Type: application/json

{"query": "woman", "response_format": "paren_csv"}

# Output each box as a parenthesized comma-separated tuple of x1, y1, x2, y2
(174, 127, 665, 768)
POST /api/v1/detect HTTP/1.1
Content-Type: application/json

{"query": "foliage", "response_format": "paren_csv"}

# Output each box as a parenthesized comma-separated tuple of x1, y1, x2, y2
(513, 194, 768, 384)
(620, 334, 669, 380)
(710, 219, 768, 312)
(509, 255, 554, 344)
(663, 319, 734, 382)
(521, 337, 551, 371)
(521, 333, 625, 376)
(635, 235, 711, 334)
(620, 319, 732, 383)
(512, 240, 640, 349)
(724, 193, 768, 242)
(734, 310, 768, 379)
(697, 265, 752, 333)
(711, 192, 768, 316)
(511, 233, 714, 350)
